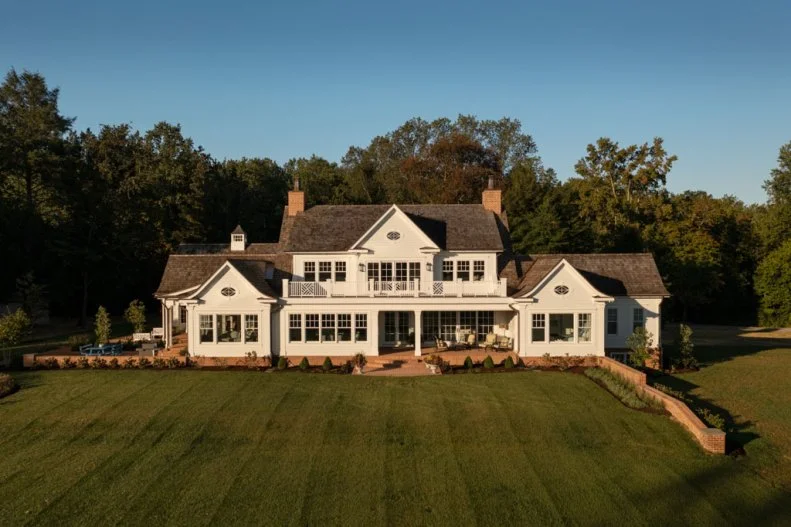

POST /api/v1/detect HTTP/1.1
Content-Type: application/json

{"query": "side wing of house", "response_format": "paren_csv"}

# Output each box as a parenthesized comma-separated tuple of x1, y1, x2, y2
(517, 259, 612, 357)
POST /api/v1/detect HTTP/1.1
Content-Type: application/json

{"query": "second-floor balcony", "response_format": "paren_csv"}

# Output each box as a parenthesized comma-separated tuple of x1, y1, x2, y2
(283, 279, 507, 298)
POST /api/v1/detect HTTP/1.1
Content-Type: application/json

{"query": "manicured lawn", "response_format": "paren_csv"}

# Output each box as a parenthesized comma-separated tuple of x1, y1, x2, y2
(655, 345, 791, 493)
(0, 371, 787, 526)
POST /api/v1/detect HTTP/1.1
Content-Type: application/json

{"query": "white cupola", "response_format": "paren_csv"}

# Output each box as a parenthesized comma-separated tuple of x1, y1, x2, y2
(230, 225, 247, 251)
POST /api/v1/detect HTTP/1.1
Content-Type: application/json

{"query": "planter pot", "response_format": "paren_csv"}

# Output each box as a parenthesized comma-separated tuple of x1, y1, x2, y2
(353, 365, 365, 375)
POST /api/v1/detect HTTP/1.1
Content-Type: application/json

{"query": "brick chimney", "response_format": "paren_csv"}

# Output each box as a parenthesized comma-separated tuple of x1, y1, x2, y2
(288, 176, 305, 216)
(482, 176, 502, 215)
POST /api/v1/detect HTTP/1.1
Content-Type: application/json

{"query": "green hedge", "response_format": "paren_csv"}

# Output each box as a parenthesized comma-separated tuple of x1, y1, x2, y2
(584, 367, 663, 410)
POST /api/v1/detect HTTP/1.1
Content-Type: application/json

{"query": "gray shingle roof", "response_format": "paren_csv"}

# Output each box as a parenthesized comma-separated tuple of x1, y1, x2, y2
(155, 253, 292, 298)
(283, 204, 503, 252)
(504, 253, 669, 297)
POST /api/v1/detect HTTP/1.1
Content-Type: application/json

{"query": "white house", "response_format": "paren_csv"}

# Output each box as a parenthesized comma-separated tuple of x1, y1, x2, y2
(154, 181, 669, 360)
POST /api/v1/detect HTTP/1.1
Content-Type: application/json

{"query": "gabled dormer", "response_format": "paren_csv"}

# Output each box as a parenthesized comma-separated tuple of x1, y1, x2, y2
(350, 205, 439, 257)
(231, 225, 247, 252)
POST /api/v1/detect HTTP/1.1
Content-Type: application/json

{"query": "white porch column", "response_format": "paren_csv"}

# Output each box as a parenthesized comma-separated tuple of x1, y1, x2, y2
(166, 305, 173, 349)
(596, 302, 607, 356)
(370, 310, 379, 355)
(279, 307, 288, 358)
(261, 304, 271, 357)
(187, 304, 196, 356)
(414, 309, 422, 357)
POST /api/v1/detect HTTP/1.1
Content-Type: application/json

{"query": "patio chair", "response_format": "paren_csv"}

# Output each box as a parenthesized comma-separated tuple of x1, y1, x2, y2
(79, 344, 93, 355)
(494, 337, 513, 351)
(435, 337, 449, 352)
(483, 333, 497, 351)
(465, 333, 477, 349)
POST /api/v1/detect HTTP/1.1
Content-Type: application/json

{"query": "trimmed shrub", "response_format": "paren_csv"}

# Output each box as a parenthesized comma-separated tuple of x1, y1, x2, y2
(504, 356, 515, 369)
(322, 357, 333, 372)
(152, 357, 166, 369)
(166, 357, 181, 369)
(108, 358, 120, 369)
(671, 324, 698, 371)
(653, 383, 726, 430)
(123, 358, 138, 369)
(62, 357, 76, 369)
(94, 306, 111, 345)
(626, 327, 654, 368)
(77, 356, 90, 369)
(584, 367, 662, 410)
(0, 373, 16, 398)
(43, 357, 60, 369)
(90, 357, 107, 369)
(463, 356, 474, 370)
(124, 299, 147, 333)
(299, 357, 310, 371)
(277, 356, 288, 370)
(339, 360, 353, 374)
(483, 355, 495, 369)
(138, 357, 151, 369)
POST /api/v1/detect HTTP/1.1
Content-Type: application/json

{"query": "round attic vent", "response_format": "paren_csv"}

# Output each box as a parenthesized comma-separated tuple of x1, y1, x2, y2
(386, 231, 401, 241)
(221, 287, 236, 297)
(554, 285, 569, 296)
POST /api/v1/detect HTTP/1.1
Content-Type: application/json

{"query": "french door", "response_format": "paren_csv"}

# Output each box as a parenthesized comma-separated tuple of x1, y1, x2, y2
(384, 312, 411, 345)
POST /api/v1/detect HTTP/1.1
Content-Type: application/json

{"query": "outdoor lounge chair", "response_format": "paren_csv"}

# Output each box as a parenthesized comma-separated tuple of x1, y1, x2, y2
(435, 337, 449, 352)
(494, 337, 513, 351)
(466, 333, 477, 349)
(483, 333, 497, 351)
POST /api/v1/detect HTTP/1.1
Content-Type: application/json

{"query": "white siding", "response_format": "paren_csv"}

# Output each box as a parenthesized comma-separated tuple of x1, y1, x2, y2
(604, 297, 662, 349)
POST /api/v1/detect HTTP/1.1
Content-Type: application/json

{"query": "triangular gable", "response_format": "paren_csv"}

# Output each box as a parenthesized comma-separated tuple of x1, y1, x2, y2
(186, 261, 275, 301)
(349, 204, 439, 251)
(519, 259, 613, 300)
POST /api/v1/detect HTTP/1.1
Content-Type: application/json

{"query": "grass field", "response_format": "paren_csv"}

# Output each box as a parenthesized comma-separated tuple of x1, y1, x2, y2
(1, 370, 788, 526)
(655, 343, 791, 494)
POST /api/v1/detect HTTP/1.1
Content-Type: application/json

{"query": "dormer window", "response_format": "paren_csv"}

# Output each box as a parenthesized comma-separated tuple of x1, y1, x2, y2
(232, 234, 244, 243)
(230, 225, 247, 251)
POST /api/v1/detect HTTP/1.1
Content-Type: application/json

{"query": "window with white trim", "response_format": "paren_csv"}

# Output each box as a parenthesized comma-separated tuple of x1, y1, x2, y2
(355, 314, 367, 341)
(457, 261, 470, 281)
(473, 260, 485, 281)
(633, 308, 645, 331)
(395, 262, 408, 282)
(532, 314, 546, 342)
(477, 311, 494, 342)
(422, 312, 439, 342)
(304, 262, 316, 282)
(232, 234, 244, 243)
(334, 261, 346, 282)
(607, 308, 618, 335)
(289, 314, 302, 342)
(200, 315, 213, 343)
(321, 314, 336, 342)
(338, 314, 352, 341)
(577, 313, 591, 343)
(318, 262, 332, 282)
(367, 262, 379, 282)
(305, 314, 319, 341)
(442, 260, 454, 281)
(409, 262, 421, 282)
(245, 314, 258, 342)
(216, 314, 242, 343)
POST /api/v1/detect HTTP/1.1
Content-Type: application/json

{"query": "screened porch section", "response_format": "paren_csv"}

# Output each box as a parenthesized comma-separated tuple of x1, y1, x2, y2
(378, 310, 516, 351)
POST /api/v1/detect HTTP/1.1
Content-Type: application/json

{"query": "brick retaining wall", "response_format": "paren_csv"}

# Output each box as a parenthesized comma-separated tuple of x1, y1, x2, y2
(596, 357, 726, 454)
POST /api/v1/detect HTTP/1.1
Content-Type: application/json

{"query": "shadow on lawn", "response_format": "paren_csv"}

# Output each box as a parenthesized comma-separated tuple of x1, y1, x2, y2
(651, 373, 759, 454)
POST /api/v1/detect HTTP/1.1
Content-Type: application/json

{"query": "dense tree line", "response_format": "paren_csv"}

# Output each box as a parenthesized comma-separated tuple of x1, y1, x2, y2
(1, 69, 790, 327)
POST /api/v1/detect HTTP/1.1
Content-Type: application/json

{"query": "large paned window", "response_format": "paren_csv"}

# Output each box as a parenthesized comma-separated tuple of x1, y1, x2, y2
(473, 261, 485, 281)
(395, 262, 407, 282)
(355, 314, 367, 341)
(409, 262, 421, 282)
(577, 313, 591, 342)
(338, 314, 352, 341)
(440, 312, 456, 341)
(335, 262, 346, 282)
(633, 308, 645, 331)
(304, 262, 316, 281)
(532, 314, 546, 342)
(217, 314, 242, 342)
(459, 311, 476, 332)
(318, 262, 332, 282)
(381, 262, 393, 282)
(289, 314, 302, 342)
(200, 315, 213, 343)
(457, 261, 470, 281)
(384, 312, 396, 342)
(305, 314, 320, 341)
(245, 314, 259, 342)
(549, 314, 574, 342)
(367, 262, 379, 282)
(442, 260, 454, 281)
(422, 312, 439, 341)
(607, 308, 618, 335)
(477, 311, 494, 341)
(321, 314, 336, 342)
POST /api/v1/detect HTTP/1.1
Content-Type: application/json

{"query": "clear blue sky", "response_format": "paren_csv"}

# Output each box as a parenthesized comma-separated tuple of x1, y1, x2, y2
(2, 0, 789, 203)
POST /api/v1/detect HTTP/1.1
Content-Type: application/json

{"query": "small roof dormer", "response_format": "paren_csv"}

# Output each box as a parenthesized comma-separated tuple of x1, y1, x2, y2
(231, 225, 247, 252)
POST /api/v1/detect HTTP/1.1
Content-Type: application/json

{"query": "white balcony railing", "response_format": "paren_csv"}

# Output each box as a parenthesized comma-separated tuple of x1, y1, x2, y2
(283, 279, 507, 298)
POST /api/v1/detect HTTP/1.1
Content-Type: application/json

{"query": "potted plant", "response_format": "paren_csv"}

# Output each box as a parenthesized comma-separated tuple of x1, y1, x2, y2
(424, 354, 443, 374)
(352, 352, 367, 374)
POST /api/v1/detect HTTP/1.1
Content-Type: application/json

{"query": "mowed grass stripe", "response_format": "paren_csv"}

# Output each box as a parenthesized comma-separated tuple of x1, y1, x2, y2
(0, 371, 787, 526)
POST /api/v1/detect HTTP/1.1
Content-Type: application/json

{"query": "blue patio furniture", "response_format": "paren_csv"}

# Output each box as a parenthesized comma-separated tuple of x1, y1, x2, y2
(78, 344, 93, 355)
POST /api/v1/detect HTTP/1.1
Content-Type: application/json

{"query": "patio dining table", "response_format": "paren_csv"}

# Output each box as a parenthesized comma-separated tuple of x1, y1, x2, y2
(79, 343, 124, 356)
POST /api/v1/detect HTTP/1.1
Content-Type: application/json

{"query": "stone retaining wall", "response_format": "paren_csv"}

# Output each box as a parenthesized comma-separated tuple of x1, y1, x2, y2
(596, 357, 726, 454)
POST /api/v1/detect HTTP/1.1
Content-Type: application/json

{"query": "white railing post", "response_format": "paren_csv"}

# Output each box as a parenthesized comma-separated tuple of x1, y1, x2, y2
(282, 279, 289, 298)
(456, 278, 463, 298)
(413, 280, 419, 297)
(369, 279, 374, 297)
